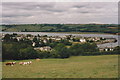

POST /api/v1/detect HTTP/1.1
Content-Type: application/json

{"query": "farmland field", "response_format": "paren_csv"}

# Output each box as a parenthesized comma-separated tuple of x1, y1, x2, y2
(2, 55, 118, 78)
(1, 24, 119, 34)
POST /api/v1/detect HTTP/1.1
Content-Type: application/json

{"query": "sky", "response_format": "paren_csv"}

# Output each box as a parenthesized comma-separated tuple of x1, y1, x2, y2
(1, 2, 118, 24)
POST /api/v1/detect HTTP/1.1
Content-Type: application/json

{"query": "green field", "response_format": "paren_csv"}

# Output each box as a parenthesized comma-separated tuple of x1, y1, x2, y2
(2, 55, 118, 78)
(1, 24, 119, 34)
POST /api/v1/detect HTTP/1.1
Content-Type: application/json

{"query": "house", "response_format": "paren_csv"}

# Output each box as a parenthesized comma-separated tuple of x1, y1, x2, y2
(16, 37, 22, 41)
(99, 48, 104, 52)
(43, 40, 47, 43)
(32, 42, 36, 47)
(105, 48, 108, 51)
(34, 46, 52, 52)
(55, 38, 61, 41)
(99, 47, 114, 52)
(27, 37, 34, 40)
(110, 48, 114, 51)
(80, 38, 86, 42)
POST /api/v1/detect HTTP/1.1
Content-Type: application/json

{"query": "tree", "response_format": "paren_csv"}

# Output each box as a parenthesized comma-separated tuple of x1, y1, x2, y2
(60, 39, 72, 46)
(3, 34, 11, 42)
(80, 43, 98, 52)
(54, 43, 70, 58)
(27, 34, 32, 37)
(19, 47, 37, 59)
(49, 42, 58, 48)
(36, 51, 51, 59)
(12, 33, 17, 37)
(33, 37, 40, 47)
(69, 44, 83, 56)
(2, 41, 37, 60)
(114, 46, 120, 51)
(69, 43, 98, 56)
(50, 50, 60, 58)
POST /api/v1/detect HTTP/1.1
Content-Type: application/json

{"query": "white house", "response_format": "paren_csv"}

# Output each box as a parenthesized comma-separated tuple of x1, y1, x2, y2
(80, 38, 86, 42)
(43, 40, 47, 43)
(32, 42, 36, 47)
(34, 46, 52, 52)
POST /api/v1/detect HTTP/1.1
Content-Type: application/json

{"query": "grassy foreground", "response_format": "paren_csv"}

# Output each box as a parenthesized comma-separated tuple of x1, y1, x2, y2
(2, 55, 118, 78)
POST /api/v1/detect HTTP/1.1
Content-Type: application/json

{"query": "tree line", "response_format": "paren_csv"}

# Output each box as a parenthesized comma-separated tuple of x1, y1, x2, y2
(2, 24, 119, 34)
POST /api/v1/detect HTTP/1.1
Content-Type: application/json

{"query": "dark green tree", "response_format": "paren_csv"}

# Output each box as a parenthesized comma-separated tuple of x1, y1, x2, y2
(54, 43, 70, 58)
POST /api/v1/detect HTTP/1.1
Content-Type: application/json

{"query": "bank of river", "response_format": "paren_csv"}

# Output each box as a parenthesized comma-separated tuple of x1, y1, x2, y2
(1, 32, 119, 48)
(46, 32, 115, 35)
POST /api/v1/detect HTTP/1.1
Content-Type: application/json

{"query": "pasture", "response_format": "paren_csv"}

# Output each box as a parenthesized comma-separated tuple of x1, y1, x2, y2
(2, 55, 118, 78)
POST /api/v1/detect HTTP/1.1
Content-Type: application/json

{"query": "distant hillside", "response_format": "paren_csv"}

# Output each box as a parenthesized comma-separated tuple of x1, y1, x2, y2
(1, 24, 119, 34)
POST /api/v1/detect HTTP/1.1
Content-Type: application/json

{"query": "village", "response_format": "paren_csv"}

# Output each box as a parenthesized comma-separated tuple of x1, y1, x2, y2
(1, 33, 117, 52)
(2, 1, 119, 78)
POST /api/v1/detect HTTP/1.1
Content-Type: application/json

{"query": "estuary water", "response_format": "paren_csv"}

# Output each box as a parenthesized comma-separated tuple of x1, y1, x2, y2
(1, 32, 119, 48)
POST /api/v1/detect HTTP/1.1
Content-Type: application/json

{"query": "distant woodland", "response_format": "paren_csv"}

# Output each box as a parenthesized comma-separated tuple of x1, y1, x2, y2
(1, 24, 119, 34)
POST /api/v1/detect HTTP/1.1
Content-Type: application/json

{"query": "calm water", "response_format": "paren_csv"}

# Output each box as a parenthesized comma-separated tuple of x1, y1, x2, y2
(1, 32, 119, 48)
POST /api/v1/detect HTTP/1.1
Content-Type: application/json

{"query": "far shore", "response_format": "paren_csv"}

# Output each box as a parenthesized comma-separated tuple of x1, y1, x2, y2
(45, 32, 118, 35)
(1, 31, 119, 35)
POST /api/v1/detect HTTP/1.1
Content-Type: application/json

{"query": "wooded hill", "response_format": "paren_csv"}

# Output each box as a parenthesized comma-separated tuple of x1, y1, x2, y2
(1, 24, 119, 34)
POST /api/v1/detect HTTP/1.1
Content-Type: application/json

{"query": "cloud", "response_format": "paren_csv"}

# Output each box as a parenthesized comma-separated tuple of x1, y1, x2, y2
(1, 2, 118, 24)
(73, 5, 86, 8)
(1, 0, 119, 2)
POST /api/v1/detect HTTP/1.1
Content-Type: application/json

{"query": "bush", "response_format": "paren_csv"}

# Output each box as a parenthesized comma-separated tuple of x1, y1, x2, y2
(2, 42, 37, 60)
(54, 43, 70, 58)
(69, 43, 99, 56)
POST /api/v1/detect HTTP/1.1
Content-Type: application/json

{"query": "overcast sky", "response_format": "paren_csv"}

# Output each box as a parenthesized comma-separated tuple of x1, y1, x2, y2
(1, 2, 118, 24)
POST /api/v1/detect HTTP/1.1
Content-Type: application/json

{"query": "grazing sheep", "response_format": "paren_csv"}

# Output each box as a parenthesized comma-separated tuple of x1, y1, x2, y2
(12, 62, 16, 65)
(36, 58, 40, 61)
(19, 62, 23, 65)
(22, 62, 27, 65)
(19, 61, 32, 65)
(29, 61, 32, 65)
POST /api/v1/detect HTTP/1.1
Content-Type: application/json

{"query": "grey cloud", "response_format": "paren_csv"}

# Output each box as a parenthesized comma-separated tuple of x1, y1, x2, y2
(73, 5, 86, 8)
(2, 12, 32, 18)
(80, 11, 90, 13)
(2, 2, 55, 11)
(2, 11, 33, 19)
(1, 2, 118, 24)
(2, 18, 16, 24)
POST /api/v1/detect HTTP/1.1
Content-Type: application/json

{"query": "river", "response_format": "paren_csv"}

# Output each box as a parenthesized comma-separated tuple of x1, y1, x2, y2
(1, 32, 119, 48)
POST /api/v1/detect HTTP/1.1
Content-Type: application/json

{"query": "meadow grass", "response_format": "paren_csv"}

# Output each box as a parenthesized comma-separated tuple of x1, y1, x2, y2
(2, 55, 118, 78)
